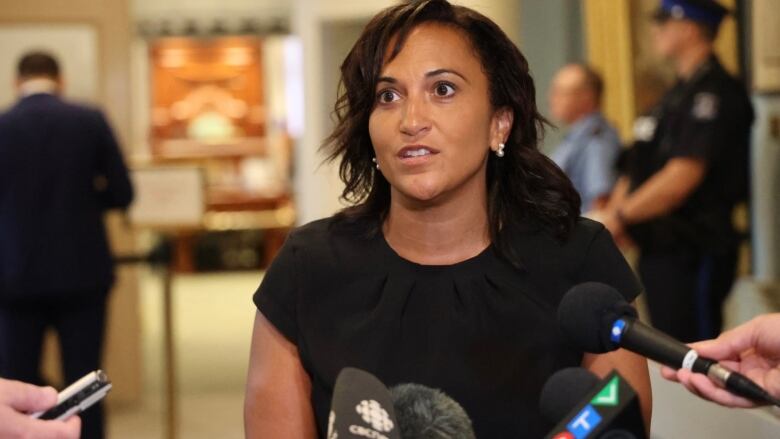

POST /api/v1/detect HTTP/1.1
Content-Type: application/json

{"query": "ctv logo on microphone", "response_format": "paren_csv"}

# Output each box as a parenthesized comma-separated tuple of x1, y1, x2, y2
(565, 404, 602, 439)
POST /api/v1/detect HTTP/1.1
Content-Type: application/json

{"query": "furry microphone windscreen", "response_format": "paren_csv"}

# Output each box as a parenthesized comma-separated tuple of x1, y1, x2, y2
(389, 383, 475, 439)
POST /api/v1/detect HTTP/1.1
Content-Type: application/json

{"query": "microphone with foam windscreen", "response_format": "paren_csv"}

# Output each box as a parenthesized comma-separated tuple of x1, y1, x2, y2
(327, 367, 401, 439)
(539, 367, 601, 424)
(540, 367, 645, 439)
(389, 383, 475, 439)
(558, 282, 780, 407)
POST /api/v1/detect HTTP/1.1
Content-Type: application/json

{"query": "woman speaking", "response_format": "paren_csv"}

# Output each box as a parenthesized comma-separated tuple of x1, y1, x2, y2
(244, 1, 651, 437)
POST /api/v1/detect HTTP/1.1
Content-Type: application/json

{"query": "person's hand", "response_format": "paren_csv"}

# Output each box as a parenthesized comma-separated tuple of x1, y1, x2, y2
(660, 314, 780, 408)
(0, 378, 81, 438)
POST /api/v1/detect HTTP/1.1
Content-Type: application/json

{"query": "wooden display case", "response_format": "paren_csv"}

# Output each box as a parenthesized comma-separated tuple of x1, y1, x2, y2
(147, 36, 293, 271)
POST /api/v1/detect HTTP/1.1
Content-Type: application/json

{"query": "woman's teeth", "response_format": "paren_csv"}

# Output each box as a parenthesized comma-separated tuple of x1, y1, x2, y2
(404, 148, 431, 157)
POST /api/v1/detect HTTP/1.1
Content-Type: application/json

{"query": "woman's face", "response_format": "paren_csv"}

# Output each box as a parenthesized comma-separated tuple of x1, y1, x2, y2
(368, 23, 512, 204)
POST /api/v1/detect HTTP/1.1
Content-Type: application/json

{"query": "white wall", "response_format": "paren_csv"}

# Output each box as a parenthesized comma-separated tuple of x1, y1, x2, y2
(132, 0, 289, 22)
(291, 0, 395, 224)
(751, 96, 780, 282)
(0, 25, 99, 109)
(459, 0, 521, 44)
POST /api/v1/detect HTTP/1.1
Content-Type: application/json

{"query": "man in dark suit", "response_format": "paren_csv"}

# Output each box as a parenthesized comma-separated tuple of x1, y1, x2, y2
(0, 51, 133, 439)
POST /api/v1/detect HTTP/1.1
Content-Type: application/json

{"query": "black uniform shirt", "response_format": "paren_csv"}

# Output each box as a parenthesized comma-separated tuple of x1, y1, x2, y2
(627, 55, 754, 252)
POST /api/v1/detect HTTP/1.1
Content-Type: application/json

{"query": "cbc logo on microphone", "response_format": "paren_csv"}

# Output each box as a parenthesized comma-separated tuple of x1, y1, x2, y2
(356, 399, 394, 433)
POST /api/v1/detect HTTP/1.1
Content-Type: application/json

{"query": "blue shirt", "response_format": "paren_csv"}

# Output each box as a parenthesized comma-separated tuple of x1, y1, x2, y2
(551, 112, 621, 212)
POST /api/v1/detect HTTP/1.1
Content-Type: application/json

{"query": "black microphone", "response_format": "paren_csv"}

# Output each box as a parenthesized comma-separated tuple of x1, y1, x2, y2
(540, 367, 600, 424)
(558, 282, 780, 407)
(389, 383, 475, 439)
(327, 367, 401, 439)
(541, 368, 646, 439)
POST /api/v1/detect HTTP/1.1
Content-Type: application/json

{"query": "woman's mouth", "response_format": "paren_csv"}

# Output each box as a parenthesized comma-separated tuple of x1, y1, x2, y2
(397, 145, 439, 160)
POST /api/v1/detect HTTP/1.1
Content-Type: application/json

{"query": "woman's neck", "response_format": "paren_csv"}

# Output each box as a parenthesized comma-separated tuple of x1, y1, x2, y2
(383, 181, 490, 265)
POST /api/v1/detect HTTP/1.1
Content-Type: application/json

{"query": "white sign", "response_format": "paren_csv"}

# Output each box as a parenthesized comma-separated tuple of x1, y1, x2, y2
(129, 166, 205, 228)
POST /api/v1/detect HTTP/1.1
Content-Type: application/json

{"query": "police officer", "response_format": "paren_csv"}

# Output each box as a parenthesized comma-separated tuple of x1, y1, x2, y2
(601, 0, 754, 342)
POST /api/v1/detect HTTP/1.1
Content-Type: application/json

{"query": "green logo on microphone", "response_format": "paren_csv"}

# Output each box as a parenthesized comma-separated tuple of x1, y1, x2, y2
(591, 376, 620, 406)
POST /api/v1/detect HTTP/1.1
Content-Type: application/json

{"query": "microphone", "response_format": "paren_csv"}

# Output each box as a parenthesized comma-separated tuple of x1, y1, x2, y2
(327, 367, 401, 439)
(389, 383, 475, 439)
(540, 368, 646, 439)
(558, 282, 780, 407)
(539, 367, 600, 424)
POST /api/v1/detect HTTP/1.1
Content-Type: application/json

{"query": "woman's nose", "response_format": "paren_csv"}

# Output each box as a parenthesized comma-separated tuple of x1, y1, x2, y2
(399, 94, 431, 138)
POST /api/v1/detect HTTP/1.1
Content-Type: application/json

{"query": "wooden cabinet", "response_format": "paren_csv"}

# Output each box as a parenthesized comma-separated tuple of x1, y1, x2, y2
(147, 36, 293, 271)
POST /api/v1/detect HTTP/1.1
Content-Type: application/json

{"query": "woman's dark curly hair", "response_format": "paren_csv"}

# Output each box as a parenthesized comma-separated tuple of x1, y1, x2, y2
(323, 0, 580, 262)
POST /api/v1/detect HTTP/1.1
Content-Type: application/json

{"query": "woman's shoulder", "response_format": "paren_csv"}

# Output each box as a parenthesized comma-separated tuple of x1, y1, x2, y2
(568, 217, 609, 250)
(506, 217, 639, 304)
(285, 216, 334, 244)
(284, 214, 379, 259)
(289, 214, 375, 239)
(500, 217, 613, 281)
(508, 217, 606, 258)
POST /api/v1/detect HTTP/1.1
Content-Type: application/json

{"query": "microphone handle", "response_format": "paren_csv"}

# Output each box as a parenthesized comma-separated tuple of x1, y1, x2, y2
(708, 364, 780, 407)
(618, 318, 780, 406)
(617, 318, 713, 373)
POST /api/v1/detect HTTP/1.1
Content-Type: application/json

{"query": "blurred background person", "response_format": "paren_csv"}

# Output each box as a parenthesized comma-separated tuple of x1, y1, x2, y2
(599, 0, 754, 342)
(549, 63, 622, 214)
(0, 51, 133, 439)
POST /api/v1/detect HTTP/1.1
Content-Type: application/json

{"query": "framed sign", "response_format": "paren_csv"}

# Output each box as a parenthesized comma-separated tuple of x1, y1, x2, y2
(129, 165, 206, 229)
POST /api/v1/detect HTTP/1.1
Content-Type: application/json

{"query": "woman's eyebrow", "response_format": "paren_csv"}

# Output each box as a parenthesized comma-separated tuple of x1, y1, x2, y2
(426, 68, 469, 83)
(377, 69, 469, 86)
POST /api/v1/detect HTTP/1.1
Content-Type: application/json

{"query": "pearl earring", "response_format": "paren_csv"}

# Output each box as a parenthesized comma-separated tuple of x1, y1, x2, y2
(496, 143, 505, 158)
(372, 157, 379, 169)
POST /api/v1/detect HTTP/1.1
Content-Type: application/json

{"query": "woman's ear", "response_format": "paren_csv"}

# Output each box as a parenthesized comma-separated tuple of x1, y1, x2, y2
(490, 107, 514, 152)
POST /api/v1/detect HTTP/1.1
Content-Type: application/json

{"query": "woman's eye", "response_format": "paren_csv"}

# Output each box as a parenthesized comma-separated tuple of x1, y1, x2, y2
(377, 90, 399, 104)
(434, 82, 455, 97)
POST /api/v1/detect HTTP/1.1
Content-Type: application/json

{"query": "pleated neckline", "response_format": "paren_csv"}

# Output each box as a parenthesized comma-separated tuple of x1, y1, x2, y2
(377, 233, 494, 274)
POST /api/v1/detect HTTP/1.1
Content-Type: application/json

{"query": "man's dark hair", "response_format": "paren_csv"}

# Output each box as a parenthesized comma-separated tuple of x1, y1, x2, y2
(324, 0, 581, 264)
(17, 51, 60, 79)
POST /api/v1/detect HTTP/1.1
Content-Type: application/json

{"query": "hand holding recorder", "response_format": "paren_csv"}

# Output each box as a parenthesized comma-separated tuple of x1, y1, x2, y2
(0, 378, 80, 439)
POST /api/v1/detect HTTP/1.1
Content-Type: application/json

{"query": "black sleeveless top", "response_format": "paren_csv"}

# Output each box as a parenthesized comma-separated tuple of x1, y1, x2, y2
(253, 216, 641, 438)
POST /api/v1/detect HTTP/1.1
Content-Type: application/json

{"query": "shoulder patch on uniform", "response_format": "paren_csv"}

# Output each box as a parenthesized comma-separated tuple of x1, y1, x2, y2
(692, 92, 719, 120)
(633, 116, 657, 141)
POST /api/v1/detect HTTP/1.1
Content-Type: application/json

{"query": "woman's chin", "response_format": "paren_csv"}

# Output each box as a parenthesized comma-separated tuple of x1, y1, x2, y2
(393, 180, 445, 204)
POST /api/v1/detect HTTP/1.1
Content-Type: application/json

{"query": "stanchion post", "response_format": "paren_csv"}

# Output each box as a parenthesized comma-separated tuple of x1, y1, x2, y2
(161, 259, 177, 439)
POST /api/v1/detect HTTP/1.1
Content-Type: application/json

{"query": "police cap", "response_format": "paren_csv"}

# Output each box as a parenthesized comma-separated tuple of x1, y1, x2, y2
(653, 0, 729, 29)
